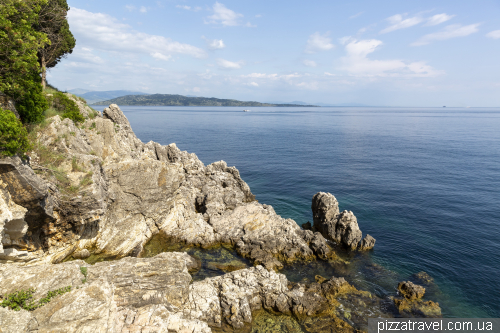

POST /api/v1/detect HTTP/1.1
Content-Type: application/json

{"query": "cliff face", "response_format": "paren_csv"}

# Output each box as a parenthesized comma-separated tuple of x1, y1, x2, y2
(0, 98, 438, 332)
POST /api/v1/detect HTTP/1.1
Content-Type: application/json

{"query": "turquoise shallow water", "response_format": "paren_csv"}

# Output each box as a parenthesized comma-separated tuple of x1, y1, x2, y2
(96, 105, 500, 318)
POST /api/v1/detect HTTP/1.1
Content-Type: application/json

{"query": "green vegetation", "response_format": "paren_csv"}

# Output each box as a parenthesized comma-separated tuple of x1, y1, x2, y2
(80, 266, 88, 283)
(0, 0, 50, 124)
(38, 286, 71, 307)
(0, 286, 71, 311)
(92, 94, 319, 107)
(46, 91, 84, 123)
(0, 288, 38, 311)
(71, 156, 82, 172)
(0, 107, 32, 157)
(0, 0, 49, 105)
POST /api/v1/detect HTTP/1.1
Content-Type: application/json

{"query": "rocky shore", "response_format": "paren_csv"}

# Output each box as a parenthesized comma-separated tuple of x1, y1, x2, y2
(0, 99, 441, 332)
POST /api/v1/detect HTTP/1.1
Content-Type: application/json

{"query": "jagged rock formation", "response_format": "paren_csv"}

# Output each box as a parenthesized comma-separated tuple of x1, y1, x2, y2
(0, 103, 332, 270)
(0, 187, 28, 260)
(311, 192, 375, 250)
(0, 157, 56, 261)
(0, 251, 392, 332)
(0, 252, 211, 332)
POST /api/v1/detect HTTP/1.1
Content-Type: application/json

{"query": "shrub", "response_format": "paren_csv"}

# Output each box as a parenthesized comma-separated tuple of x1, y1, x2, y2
(13, 75, 48, 124)
(46, 91, 84, 123)
(0, 108, 32, 157)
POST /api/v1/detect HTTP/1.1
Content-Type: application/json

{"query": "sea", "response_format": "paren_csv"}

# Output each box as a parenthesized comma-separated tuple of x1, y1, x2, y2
(95, 105, 500, 318)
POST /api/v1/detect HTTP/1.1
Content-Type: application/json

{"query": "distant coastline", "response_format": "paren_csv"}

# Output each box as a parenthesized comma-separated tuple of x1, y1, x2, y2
(91, 93, 319, 107)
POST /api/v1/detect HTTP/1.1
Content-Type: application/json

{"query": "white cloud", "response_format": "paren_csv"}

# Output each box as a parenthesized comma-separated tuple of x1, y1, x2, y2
(68, 8, 206, 59)
(70, 47, 104, 64)
(349, 12, 364, 19)
(296, 81, 318, 90)
(303, 59, 317, 67)
(486, 30, 500, 39)
(425, 13, 455, 26)
(243, 73, 278, 79)
(140, 6, 147, 13)
(380, 14, 423, 34)
(340, 38, 443, 77)
(411, 23, 480, 46)
(206, 2, 243, 26)
(339, 36, 353, 45)
(203, 37, 225, 50)
(193, 87, 201, 92)
(248, 82, 259, 87)
(305, 32, 334, 53)
(324, 72, 336, 76)
(177, 5, 202, 11)
(125, 5, 135, 12)
(217, 58, 243, 69)
(151, 52, 171, 61)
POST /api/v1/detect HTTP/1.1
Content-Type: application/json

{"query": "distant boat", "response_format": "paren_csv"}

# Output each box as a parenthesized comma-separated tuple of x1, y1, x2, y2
(443, 106, 446, 107)
(243, 109, 250, 112)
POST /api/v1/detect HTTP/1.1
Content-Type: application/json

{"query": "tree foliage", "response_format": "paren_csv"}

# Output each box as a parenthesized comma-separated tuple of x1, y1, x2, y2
(14, 73, 48, 124)
(0, 107, 32, 157)
(0, 0, 49, 96)
(36, 0, 76, 88)
(0, 0, 49, 123)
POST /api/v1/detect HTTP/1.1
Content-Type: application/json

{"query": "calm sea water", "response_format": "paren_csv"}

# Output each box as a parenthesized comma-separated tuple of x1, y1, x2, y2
(97, 105, 500, 318)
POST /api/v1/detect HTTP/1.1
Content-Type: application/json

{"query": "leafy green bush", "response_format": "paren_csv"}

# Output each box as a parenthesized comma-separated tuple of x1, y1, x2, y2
(0, 108, 32, 157)
(13, 74, 48, 124)
(47, 91, 84, 123)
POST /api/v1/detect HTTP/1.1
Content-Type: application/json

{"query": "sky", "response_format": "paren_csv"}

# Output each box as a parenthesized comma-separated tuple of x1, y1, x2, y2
(48, 0, 500, 106)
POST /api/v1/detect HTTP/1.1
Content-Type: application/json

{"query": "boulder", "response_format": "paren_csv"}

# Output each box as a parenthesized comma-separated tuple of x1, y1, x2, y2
(311, 192, 375, 250)
(359, 234, 376, 250)
(398, 281, 425, 300)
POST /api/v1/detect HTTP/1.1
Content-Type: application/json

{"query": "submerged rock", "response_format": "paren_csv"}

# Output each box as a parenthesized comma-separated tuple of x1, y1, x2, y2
(412, 271, 434, 285)
(311, 192, 375, 250)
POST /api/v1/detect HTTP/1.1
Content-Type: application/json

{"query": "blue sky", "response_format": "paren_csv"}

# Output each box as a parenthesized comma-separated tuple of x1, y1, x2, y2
(48, 0, 500, 106)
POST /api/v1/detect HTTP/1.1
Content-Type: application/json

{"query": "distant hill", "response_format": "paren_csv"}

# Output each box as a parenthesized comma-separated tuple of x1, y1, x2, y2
(68, 88, 92, 95)
(91, 94, 319, 107)
(69, 90, 150, 104)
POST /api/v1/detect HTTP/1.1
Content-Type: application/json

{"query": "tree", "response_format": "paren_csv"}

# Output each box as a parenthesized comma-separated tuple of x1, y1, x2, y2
(0, 0, 49, 96)
(35, 0, 75, 89)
